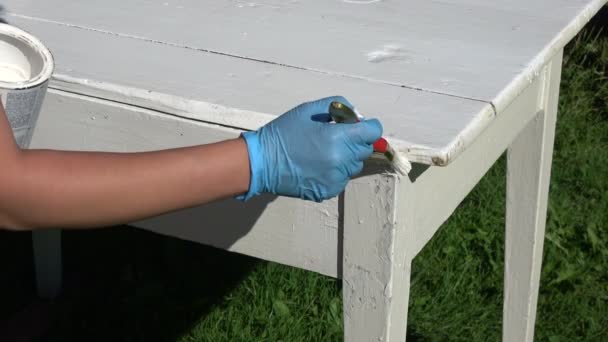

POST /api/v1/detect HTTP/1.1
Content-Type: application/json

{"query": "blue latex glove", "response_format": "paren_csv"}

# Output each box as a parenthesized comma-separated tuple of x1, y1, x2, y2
(237, 96, 382, 202)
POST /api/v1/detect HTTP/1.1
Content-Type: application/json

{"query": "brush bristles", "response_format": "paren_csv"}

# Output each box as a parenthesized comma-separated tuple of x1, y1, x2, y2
(386, 145, 412, 175)
(352, 106, 411, 175)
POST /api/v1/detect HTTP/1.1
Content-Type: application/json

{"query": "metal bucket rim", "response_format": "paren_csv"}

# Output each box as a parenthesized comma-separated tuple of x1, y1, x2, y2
(0, 23, 54, 90)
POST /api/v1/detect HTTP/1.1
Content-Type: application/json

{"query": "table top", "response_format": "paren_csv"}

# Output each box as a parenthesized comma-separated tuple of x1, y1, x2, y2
(4, 0, 605, 165)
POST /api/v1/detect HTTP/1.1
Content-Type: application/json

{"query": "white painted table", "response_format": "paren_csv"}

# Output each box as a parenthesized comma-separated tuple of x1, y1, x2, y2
(4, 1, 605, 340)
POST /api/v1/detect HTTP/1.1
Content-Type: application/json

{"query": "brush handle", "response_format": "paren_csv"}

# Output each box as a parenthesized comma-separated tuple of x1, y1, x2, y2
(373, 138, 388, 153)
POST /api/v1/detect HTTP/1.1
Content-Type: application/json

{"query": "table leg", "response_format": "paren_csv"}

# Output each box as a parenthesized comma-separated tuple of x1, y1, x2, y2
(503, 51, 562, 342)
(343, 171, 414, 341)
(32, 229, 62, 299)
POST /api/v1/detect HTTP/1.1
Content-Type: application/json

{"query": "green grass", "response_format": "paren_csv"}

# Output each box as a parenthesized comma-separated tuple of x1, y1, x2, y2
(1, 26, 607, 342)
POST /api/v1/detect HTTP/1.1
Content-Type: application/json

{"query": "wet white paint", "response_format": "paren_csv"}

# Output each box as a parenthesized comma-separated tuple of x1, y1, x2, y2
(236, 2, 280, 9)
(0, 37, 33, 84)
(0, 64, 28, 82)
(366, 44, 408, 63)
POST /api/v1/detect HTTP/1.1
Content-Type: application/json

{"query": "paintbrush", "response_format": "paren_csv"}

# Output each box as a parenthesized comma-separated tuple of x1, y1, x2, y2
(329, 101, 411, 175)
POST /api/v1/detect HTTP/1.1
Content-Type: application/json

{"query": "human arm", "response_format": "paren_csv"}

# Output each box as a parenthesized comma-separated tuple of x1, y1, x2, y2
(0, 96, 381, 231)
(0, 101, 251, 230)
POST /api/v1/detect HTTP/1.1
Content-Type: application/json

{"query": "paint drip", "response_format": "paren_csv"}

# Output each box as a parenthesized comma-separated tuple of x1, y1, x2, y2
(366, 44, 409, 63)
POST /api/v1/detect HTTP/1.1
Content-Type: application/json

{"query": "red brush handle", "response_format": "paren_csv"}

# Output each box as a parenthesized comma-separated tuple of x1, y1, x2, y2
(373, 138, 388, 153)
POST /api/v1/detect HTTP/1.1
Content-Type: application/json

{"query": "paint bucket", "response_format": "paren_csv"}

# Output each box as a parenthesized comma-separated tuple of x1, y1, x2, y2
(0, 23, 54, 148)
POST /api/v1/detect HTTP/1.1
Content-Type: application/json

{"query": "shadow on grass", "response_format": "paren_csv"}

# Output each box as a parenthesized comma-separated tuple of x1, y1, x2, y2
(0, 226, 258, 342)
(588, 5, 608, 33)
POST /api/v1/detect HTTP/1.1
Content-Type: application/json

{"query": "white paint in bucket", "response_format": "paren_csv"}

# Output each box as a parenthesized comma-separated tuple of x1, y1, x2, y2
(0, 64, 28, 82)
(0, 23, 54, 148)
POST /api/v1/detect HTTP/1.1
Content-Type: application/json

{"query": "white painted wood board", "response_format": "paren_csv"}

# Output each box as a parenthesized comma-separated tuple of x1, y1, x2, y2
(30, 89, 344, 278)
(12, 16, 491, 165)
(4, 0, 605, 103)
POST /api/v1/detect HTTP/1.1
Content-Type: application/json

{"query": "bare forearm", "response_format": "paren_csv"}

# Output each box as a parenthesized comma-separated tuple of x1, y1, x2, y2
(0, 138, 250, 230)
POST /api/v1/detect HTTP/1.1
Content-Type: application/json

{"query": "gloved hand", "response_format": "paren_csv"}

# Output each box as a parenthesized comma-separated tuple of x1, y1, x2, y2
(237, 96, 382, 202)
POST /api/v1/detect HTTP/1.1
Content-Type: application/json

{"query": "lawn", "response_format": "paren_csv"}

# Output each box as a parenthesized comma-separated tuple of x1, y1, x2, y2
(1, 18, 607, 342)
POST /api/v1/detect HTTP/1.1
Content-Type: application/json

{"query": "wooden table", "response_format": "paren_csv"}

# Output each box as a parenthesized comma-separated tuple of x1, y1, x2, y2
(5, 1, 605, 340)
